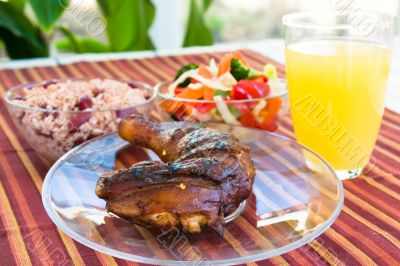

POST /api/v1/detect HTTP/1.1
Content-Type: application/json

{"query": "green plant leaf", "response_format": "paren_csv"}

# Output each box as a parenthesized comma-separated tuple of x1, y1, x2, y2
(57, 24, 82, 53)
(56, 37, 109, 54)
(183, 0, 214, 47)
(0, 2, 48, 58)
(27, 0, 70, 31)
(10, 0, 26, 10)
(97, 0, 155, 51)
(203, 0, 212, 9)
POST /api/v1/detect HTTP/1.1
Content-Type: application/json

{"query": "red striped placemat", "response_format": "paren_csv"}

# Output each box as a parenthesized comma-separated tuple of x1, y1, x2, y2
(0, 50, 399, 266)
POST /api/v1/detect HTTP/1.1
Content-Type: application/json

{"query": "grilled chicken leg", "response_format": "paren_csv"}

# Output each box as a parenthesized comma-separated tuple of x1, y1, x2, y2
(96, 115, 255, 236)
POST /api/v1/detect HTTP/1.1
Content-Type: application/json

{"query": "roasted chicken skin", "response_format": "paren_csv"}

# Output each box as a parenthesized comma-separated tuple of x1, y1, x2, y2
(96, 115, 256, 236)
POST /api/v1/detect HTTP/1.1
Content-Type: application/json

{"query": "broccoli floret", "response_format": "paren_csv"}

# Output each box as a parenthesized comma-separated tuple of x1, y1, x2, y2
(174, 63, 199, 87)
(230, 58, 260, 81)
(230, 58, 249, 80)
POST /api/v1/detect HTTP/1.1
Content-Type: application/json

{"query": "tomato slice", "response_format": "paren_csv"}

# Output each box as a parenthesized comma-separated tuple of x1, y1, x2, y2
(259, 115, 278, 131)
(250, 74, 268, 83)
(229, 102, 258, 128)
(174, 87, 185, 94)
(232, 80, 270, 100)
(240, 111, 258, 127)
(195, 103, 215, 114)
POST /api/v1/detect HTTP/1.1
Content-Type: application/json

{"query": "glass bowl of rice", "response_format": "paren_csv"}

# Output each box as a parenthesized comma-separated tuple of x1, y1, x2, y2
(4, 78, 156, 162)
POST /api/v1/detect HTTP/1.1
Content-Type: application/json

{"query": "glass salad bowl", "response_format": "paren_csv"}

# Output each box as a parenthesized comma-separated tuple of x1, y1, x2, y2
(155, 79, 288, 131)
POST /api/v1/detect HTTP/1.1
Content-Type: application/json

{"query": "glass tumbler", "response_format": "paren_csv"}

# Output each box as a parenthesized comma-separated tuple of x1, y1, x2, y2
(283, 11, 394, 179)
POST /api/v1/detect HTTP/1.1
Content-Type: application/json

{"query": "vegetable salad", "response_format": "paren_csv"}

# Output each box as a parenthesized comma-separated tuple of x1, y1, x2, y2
(160, 51, 285, 131)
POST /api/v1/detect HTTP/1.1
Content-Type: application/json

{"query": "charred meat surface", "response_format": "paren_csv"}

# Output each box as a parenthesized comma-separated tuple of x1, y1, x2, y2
(96, 115, 256, 236)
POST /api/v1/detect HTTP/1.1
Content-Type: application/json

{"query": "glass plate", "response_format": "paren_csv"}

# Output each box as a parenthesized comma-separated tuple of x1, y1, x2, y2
(42, 124, 344, 265)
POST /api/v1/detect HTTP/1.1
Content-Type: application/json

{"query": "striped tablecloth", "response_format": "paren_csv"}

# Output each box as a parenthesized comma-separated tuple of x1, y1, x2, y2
(0, 51, 399, 266)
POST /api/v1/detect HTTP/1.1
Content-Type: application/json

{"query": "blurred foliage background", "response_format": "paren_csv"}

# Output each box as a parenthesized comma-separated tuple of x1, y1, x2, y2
(0, 0, 399, 59)
(0, 0, 214, 59)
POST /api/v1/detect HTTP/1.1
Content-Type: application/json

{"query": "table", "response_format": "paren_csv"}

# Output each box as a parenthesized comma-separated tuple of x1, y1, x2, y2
(0, 47, 399, 266)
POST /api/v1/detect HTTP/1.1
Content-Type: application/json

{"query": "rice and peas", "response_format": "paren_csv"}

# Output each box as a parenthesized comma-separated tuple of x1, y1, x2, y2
(8, 79, 151, 161)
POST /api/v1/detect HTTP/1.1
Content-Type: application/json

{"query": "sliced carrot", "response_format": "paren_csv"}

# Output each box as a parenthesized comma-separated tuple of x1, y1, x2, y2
(217, 51, 248, 76)
(266, 98, 282, 114)
(183, 103, 194, 116)
(218, 57, 230, 76)
(203, 87, 214, 100)
(198, 64, 213, 78)
(172, 105, 189, 120)
(176, 103, 193, 117)
(177, 88, 204, 99)
(259, 98, 282, 123)
(161, 100, 183, 113)
(218, 53, 233, 76)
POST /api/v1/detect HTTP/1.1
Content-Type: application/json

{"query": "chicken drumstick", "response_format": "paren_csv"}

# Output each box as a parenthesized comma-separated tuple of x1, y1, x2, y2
(96, 115, 255, 236)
